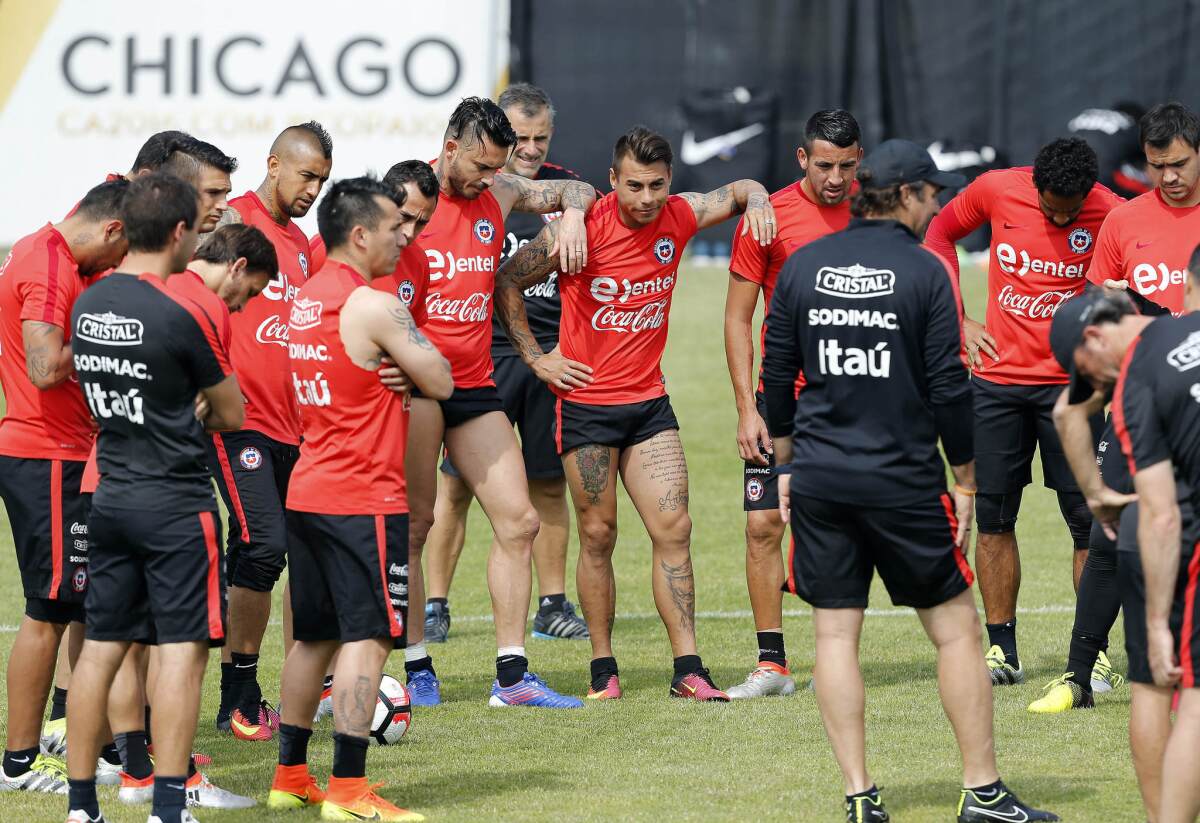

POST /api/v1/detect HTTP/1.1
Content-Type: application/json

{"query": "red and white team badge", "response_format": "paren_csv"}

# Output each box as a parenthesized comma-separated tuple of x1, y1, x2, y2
(745, 477, 764, 502)
(397, 279, 416, 306)
(1068, 227, 1093, 254)
(239, 446, 263, 471)
(71, 566, 88, 593)
(653, 236, 676, 264)
(473, 218, 496, 244)
(298, 252, 310, 277)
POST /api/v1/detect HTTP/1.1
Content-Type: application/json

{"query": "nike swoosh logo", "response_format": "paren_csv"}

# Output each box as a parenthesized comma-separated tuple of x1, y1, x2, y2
(680, 123, 766, 166)
(233, 663, 256, 668)
(230, 717, 261, 735)
(1137, 240, 1153, 248)
(1002, 222, 1023, 229)
(965, 805, 1028, 822)
(679, 682, 697, 695)
(167, 782, 185, 791)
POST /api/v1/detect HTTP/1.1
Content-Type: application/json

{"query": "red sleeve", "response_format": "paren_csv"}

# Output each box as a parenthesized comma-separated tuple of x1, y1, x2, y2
(18, 246, 74, 328)
(180, 300, 234, 379)
(924, 173, 998, 279)
(924, 247, 969, 366)
(728, 214, 770, 284)
(310, 235, 327, 272)
(1086, 212, 1125, 287)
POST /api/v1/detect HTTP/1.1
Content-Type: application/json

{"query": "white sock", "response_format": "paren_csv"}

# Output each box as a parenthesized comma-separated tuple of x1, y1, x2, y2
(404, 642, 428, 663)
(497, 645, 526, 659)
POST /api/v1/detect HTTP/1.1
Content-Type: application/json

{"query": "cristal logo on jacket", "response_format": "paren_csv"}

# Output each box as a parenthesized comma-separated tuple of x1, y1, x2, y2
(289, 297, 323, 330)
(1167, 331, 1200, 372)
(425, 291, 490, 323)
(814, 265, 894, 299)
(76, 312, 144, 346)
(996, 284, 1076, 319)
(994, 243, 1085, 278)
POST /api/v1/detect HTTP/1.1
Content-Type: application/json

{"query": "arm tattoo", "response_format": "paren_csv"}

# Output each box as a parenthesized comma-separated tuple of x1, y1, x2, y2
(495, 225, 559, 363)
(681, 184, 732, 224)
(574, 445, 612, 506)
(659, 558, 696, 632)
(503, 174, 596, 215)
(387, 306, 435, 350)
(24, 321, 62, 385)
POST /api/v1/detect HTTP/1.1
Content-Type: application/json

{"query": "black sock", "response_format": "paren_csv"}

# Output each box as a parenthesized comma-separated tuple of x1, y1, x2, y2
(673, 654, 703, 679)
(99, 741, 121, 766)
(538, 593, 567, 614)
(68, 777, 100, 818)
(50, 686, 68, 722)
(966, 778, 1005, 798)
(144, 705, 153, 744)
(331, 732, 369, 779)
(3, 746, 39, 777)
(985, 620, 1018, 667)
(846, 784, 880, 803)
(152, 775, 188, 823)
(427, 597, 448, 608)
(188, 756, 198, 779)
(404, 656, 436, 676)
(756, 630, 787, 666)
(590, 656, 618, 691)
(496, 654, 528, 688)
(220, 661, 233, 691)
(323, 674, 334, 691)
(1066, 630, 1106, 692)
(230, 652, 261, 710)
(278, 723, 312, 767)
(114, 731, 153, 780)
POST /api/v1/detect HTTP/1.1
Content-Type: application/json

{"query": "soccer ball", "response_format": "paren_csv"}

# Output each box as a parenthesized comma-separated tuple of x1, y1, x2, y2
(370, 674, 412, 745)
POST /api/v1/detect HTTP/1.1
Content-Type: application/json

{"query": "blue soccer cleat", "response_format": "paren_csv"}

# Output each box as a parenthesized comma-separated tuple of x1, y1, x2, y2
(488, 672, 583, 708)
(406, 668, 442, 707)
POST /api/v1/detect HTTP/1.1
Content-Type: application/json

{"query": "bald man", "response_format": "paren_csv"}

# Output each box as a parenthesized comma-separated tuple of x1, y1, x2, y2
(208, 122, 333, 740)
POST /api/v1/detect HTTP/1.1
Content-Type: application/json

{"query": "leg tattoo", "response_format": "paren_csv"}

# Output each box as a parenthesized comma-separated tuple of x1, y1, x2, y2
(336, 676, 376, 737)
(575, 445, 611, 506)
(660, 558, 696, 633)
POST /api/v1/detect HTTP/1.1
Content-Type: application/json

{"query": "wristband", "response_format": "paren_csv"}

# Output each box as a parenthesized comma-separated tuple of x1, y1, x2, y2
(954, 484, 977, 497)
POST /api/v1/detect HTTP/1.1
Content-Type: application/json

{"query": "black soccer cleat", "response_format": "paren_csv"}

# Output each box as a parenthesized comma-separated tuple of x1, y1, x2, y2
(957, 782, 1059, 822)
(846, 789, 889, 822)
(424, 601, 451, 644)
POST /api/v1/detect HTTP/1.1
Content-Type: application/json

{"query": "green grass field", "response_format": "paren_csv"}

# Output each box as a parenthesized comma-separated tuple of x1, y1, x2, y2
(0, 260, 1140, 822)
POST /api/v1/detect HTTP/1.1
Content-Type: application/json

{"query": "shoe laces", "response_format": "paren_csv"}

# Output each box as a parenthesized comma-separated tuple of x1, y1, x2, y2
(560, 601, 580, 619)
(524, 672, 549, 690)
(32, 753, 67, 777)
(1040, 673, 1074, 691)
(984, 645, 1008, 667)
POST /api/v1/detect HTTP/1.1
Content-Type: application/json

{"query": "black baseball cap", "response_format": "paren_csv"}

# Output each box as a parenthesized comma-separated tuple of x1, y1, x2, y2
(1050, 290, 1109, 404)
(859, 139, 966, 190)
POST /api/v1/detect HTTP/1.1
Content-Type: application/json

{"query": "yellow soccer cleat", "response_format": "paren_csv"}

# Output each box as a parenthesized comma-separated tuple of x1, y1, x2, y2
(1028, 674, 1094, 713)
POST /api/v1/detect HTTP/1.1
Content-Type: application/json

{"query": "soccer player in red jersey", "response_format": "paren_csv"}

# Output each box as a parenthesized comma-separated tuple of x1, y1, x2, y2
(0, 180, 128, 794)
(1087, 102, 1200, 316)
(269, 177, 451, 820)
(64, 173, 247, 823)
(405, 97, 597, 707)
(495, 126, 777, 701)
(207, 123, 333, 740)
(722, 109, 861, 698)
(423, 84, 590, 651)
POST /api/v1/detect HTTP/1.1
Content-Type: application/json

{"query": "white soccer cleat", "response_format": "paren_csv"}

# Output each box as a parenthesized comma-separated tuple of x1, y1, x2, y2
(1090, 650, 1125, 695)
(40, 717, 67, 757)
(95, 756, 122, 786)
(313, 684, 333, 723)
(65, 809, 104, 823)
(185, 771, 256, 808)
(0, 753, 68, 793)
(725, 662, 797, 699)
(148, 811, 201, 823)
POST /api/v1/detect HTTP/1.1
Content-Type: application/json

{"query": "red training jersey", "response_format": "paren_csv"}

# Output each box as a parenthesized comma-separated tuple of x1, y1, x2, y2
(418, 189, 505, 388)
(227, 191, 312, 445)
(0, 224, 94, 460)
(1086, 188, 1200, 316)
(310, 235, 430, 327)
(729, 180, 852, 394)
(286, 261, 409, 515)
(925, 167, 1123, 384)
(555, 192, 699, 405)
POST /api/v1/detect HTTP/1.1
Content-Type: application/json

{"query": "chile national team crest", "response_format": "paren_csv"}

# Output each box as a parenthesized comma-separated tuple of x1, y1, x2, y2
(745, 477, 764, 502)
(397, 279, 416, 306)
(239, 446, 263, 471)
(298, 252, 310, 277)
(1068, 227, 1093, 254)
(653, 236, 676, 264)
(71, 566, 88, 593)
(473, 218, 496, 244)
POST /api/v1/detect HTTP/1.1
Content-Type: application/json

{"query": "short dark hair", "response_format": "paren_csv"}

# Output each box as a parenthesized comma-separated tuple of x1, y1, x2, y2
(317, 176, 403, 250)
(612, 126, 673, 173)
(497, 83, 555, 121)
(803, 109, 861, 151)
(1085, 289, 1137, 327)
(1032, 137, 1098, 198)
(1140, 102, 1200, 151)
(74, 178, 130, 222)
(160, 137, 239, 185)
(849, 168, 932, 217)
(382, 160, 439, 201)
(131, 130, 194, 172)
(292, 120, 333, 159)
(193, 224, 278, 276)
(121, 173, 198, 252)
(446, 97, 517, 149)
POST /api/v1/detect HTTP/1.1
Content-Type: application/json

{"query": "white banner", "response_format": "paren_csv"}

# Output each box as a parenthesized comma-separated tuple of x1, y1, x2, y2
(0, 0, 509, 243)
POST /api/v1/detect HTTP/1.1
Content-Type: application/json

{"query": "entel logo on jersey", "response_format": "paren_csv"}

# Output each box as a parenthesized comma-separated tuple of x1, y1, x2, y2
(239, 447, 263, 470)
(473, 218, 496, 244)
(289, 298, 323, 330)
(1167, 331, 1200, 372)
(1132, 262, 1187, 297)
(76, 312, 144, 346)
(262, 272, 300, 302)
(589, 274, 675, 333)
(994, 243, 1084, 278)
(1068, 228, 1093, 254)
(814, 265, 895, 299)
(997, 285, 1076, 319)
(653, 236, 676, 264)
(424, 248, 495, 282)
(397, 279, 416, 305)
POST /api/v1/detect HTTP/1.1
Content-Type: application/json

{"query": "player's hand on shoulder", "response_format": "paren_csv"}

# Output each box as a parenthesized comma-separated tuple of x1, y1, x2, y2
(1102, 278, 1128, 291)
(532, 345, 593, 391)
(741, 190, 777, 246)
(553, 208, 588, 274)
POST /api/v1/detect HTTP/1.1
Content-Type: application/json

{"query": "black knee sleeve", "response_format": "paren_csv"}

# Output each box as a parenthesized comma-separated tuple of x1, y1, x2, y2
(975, 491, 1021, 534)
(1057, 490, 1093, 548)
(228, 551, 286, 593)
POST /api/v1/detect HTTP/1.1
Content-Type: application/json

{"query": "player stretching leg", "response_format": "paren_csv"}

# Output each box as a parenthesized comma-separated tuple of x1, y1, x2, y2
(723, 109, 862, 698)
(497, 126, 776, 701)
(267, 176, 451, 820)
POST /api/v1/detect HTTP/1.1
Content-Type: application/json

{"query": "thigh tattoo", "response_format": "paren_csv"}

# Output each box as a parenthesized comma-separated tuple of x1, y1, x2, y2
(575, 445, 611, 506)
(636, 432, 689, 512)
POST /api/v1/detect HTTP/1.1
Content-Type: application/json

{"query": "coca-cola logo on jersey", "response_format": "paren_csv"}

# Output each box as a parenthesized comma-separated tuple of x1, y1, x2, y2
(592, 299, 668, 334)
(996, 284, 1077, 319)
(425, 291, 490, 323)
(257, 315, 289, 347)
(525, 272, 557, 299)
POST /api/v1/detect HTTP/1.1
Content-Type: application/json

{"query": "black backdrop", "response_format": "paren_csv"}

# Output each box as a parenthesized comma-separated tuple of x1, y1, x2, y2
(510, 0, 1200, 193)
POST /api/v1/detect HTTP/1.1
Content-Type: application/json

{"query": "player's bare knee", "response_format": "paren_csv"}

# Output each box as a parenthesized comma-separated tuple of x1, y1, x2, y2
(497, 506, 540, 547)
(745, 511, 784, 554)
(578, 518, 618, 555)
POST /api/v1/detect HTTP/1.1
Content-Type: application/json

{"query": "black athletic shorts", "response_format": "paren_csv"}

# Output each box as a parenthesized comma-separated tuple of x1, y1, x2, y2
(442, 355, 563, 481)
(744, 392, 778, 512)
(1119, 541, 1200, 687)
(555, 395, 678, 455)
(0, 456, 90, 622)
(972, 377, 1095, 494)
(86, 503, 226, 645)
(788, 492, 974, 609)
(286, 511, 408, 645)
(207, 430, 299, 593)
